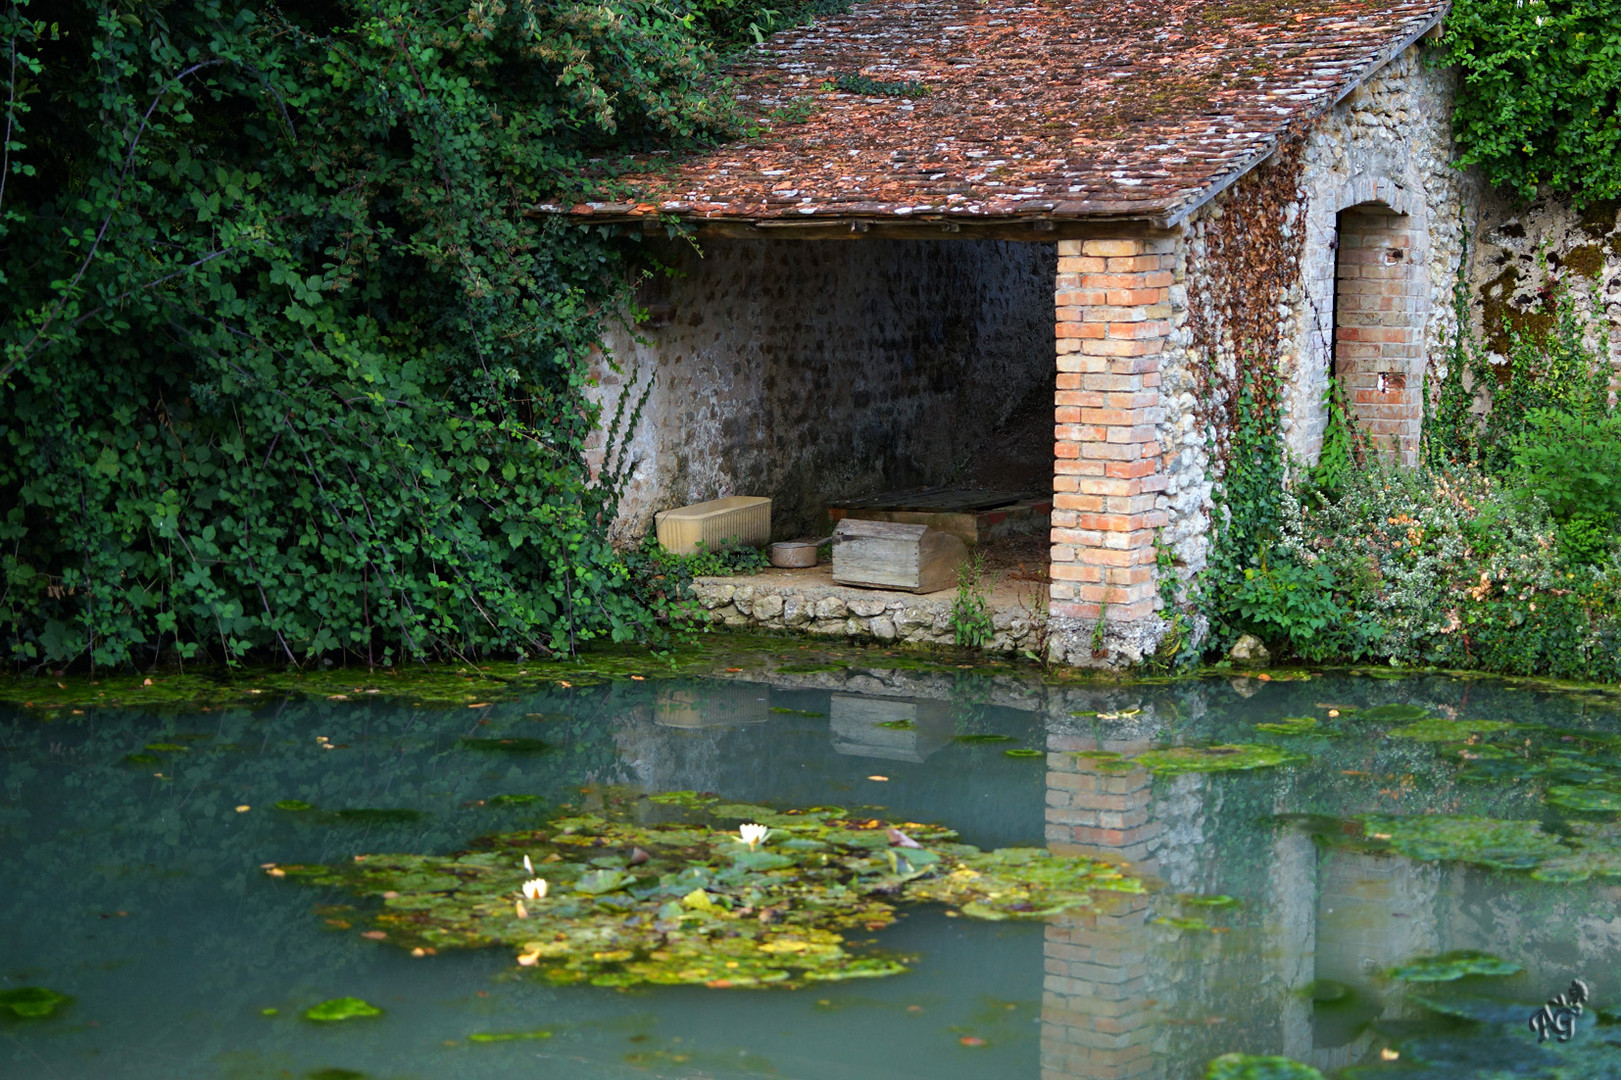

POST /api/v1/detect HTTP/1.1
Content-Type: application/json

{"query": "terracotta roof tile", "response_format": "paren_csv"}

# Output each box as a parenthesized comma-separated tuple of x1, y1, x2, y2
(558, 0, 1446, 226)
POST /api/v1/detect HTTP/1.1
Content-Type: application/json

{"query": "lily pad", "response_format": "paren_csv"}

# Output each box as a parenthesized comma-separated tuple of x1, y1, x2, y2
(486, 794, 543, 807)
(1003, 748, 1044, 759)
(333, 808, 424, 825)
(1134, 744, 1306, 775)
(1362, 814, 1568, 871)
(1388, 950, 1523, 982)
(0, 987, 71, 1019)
(1205, 1053, 1325, 1079)
(281, 798, 1142, 989)
(274, 799, 314, 812)
(877, 720, 915, 730)
(123, 753, 160, 765)
(457, 737, 552, 754)
(1357, 704, 1432, 723)
(469, 1030, 553, 1043)
(953, 734, 1015, 744)
(1545, 785, 1621, 813)
(1388, 718, 1514, 742)
(647, 791, 718, 808)
(303, 997, 382, 1022)
(1255, 717, 1321, 736)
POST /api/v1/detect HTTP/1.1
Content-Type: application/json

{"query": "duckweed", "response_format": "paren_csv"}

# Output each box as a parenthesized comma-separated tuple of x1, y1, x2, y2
(275, 796, 1143, 988)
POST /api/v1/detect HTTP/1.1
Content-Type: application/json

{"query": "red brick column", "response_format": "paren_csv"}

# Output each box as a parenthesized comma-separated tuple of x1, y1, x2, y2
(1051, 238, 1172, 627)
(1334, 207, 1423, 465)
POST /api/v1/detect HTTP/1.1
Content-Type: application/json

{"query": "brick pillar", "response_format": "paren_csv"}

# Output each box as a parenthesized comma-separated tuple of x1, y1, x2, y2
(1040, 732, 1162, 1079)
(1333, 207, 1423, 465)
(1051, 237, 1173, 654)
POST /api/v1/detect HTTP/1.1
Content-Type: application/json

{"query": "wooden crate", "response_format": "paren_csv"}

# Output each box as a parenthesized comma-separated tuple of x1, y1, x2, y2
(831, 518, 966, 593)
(655, 496, 771, 555)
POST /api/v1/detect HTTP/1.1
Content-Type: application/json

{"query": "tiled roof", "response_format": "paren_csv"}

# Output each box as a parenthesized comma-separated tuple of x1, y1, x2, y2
(557, 0, 1447, 227)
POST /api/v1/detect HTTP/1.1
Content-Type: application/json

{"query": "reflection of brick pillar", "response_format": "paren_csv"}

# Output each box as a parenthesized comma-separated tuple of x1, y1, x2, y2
(1041, 738, 1162, 1080)
(1333, 207, 1423, 465)
(1050, 237, 1172, 625)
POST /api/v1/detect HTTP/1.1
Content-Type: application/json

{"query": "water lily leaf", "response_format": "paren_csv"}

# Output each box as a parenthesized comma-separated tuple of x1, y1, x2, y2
(877, 720, 915, 730)
(1155, 916, 1212, 931)
(144, 742, 190, 752)
(1545, 785, 1621, 813)
(1389, 950, 1523, 982)
(0, 987, 71, 1018)
(1255, 717, 1321, 735)
(1357, 704, 1431, 722)
(274, 799, 314, 811)
(486, 794, 543, 807)
(1363, 814, 1568, 871)
(573, 869, 636, 895)
(1134, 744, 1306, 775)
(1204, 1053, 1325, 1079)
(731, 850, 794, 872)
(469, 1029, 553, 1043)
(1003, 748, 1044, 758)
(457, 737, 552, 753)
(333, 808, 423, 825)
(1388, 718, 1514, 742)
(123, 753, 160, 765)
(1410, 993, 1536, 1023)
(303, 997, 382, 1022)
(1306, 980, 1353, 1005)
(953, 734, 1014, 744)
(646, 791, 718, 808)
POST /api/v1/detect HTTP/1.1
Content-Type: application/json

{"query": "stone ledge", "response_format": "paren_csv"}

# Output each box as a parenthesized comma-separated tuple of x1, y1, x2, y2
(689, 569, 1047, 653)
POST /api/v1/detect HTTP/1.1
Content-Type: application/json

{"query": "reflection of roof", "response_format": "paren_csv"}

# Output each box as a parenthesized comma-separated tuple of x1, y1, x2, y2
(558, 0, 1446, 228)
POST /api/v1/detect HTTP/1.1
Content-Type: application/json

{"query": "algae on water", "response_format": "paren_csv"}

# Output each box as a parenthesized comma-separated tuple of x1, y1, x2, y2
(1388, 950, 1523, 982)
(274, 794, 1143, 988)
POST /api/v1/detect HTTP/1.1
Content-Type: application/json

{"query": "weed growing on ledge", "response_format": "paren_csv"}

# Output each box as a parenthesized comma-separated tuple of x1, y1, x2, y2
(951, 551, 994, 649)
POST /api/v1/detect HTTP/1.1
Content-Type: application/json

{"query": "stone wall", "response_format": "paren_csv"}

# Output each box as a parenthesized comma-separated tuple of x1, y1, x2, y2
(1468, 190, 1621, 391)
(588, 237, 1057, 541)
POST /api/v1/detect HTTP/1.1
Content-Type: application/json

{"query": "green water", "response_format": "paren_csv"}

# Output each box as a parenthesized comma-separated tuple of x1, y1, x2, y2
(3, 644, 1621, 1079)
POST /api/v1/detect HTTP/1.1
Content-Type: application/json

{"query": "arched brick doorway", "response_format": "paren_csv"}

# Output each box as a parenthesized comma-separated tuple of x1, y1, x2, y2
(1330, 201, 1429, 465)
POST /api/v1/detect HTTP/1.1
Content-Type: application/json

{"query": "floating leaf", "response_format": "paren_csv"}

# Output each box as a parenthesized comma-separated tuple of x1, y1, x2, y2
(1363, 814, 1567, 871)
(1134, 744, 1306, 775)
(1306, 980, 1353, 1005)
(647, 791, 718, 808)
(486, 794, 543, 807)
(274, 799, 314, 811)
(953, 734, 1015, 744)
(1255, 717, 1321, 735)
(1205, 1053, 1325, 1079)
(1357, 704, 1431, 723)
(469, 1030, 553, 1043)
(1388, 718, 1514, 742)
(573, 869, 636, 895)
(877, 720, 915, 730)
(303, 997, 382, 1022)
(0, 987, 71, 1019)
(333, 808, 423, 825)
(1004, 748, 1044, 759)
(1389, 950, 1523, 982)
(457, 737, 552, 753)
(1545, 784, 1621, 813)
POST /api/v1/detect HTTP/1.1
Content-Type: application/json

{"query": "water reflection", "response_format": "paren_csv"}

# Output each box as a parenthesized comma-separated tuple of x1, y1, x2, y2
(4, 655, 1621, 1078)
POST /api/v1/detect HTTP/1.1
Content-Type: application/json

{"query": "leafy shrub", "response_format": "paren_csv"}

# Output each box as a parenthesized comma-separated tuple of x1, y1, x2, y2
(1510, 409, 1621, 563)
(0, 0, 758, 668)
(1285, 464, 1621, 682)
(1224, 554, 1373, 662)
(1441, 0, 1621, 205)
(619, 536, 768, 624)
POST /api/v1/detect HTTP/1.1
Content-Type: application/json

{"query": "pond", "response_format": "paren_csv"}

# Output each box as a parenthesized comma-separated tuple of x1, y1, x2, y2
(4, 639, 1621, 1079)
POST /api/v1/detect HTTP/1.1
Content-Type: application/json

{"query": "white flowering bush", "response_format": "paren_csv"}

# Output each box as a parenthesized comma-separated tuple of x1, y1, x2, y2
(1284, 465, 1621, 680)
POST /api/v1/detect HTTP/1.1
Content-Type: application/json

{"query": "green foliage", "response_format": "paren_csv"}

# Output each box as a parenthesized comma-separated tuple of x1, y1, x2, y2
(1510, 409, 1621, 564)
(951, 550, 994, 648)
(619, 535, 767, 624)
(1225, 554, 1368, 662)
(0, 0, 760, 668)
(1309, 378, 1360, 496)
(1440, 0, 1621, 205)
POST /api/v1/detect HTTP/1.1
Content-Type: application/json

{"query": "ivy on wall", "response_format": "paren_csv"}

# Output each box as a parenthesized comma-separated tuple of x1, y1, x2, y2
(0, 0, 770, 669)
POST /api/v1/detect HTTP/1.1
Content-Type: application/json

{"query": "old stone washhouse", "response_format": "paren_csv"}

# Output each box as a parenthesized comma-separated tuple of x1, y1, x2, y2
(557, 0, 1476, 667)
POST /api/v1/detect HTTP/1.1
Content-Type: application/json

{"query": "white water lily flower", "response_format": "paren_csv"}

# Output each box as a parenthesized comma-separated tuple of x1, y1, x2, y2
(738, 823, 770, 850)
(523, 854, 533, 874)
(521, 878, 548, 901)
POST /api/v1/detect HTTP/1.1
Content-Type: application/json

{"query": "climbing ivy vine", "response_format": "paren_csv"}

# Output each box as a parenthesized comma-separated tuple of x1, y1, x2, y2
(0, 0, 797, 669)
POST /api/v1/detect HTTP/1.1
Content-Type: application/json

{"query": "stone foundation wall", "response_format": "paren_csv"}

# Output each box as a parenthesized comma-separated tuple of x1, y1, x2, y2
(688, 576, 1049, 654)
